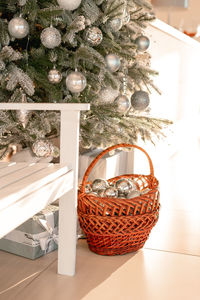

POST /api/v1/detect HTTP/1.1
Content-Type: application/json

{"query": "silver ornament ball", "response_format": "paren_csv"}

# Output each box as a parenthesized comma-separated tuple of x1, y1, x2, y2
(108, 18, 123, 32)
(126, 190, 141, 199)
(85, 27, 103, 46)
(57, 0, 82, 11)
(114, 94, 130, 113)
(66, 71, 87, 93)
(8, 17, 29, 39)
(48, 68, 62, 84)
(131, 91, 150, 111)
(41, 26, 61, 49)
(105, 54, 121, 72)
(115, 178, 133, 194)
(135, 35, 150, 52)
(104, 187, 118, 198)
(92, 179, 108, 192)
(32, 140, 53, 157)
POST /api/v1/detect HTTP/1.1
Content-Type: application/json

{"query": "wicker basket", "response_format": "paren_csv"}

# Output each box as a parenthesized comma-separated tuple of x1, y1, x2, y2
(78, 144, 160, 256)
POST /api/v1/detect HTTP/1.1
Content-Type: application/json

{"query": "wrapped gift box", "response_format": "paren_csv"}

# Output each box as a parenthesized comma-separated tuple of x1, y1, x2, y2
(0, 205, 58, 260)
(79, 149, 131, 182)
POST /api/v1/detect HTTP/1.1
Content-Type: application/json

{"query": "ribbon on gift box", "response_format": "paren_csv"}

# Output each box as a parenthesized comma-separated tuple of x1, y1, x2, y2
(3, 206, 59, 254)
(27, 208, 59, 253)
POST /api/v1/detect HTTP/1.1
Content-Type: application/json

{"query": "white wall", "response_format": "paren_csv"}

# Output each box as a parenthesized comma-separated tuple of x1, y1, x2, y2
(134, 20, 200, 212)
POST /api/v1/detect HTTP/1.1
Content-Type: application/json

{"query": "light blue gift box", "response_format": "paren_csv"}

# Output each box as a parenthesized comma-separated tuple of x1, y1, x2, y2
(0, 205, 59, 260)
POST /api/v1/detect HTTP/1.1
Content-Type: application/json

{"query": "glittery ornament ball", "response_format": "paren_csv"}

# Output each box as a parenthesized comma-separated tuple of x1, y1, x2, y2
(57, 0, 82, 11)
(131, 91, 150, 111)
(114, 95, 130, 113)
(135, 35, 150, 52)
(8, 17, 29, 39)
(41, 26, 61, 49)
(99, 87, 119, 104)
(32, 140, 53, 157)
(108, 18, 123, 32)
(66, 71, 87, 93)
(85, 27, 103, 46)
(92, 179, 108, 192)
(105, 54, 121, 72)
(48, 68, 62, 84)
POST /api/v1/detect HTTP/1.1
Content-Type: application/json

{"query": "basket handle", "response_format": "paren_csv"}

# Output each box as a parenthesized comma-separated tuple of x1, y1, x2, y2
(81, 143, 154, 193)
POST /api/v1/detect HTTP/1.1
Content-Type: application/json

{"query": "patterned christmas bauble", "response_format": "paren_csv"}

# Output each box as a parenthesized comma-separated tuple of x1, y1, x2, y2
(114, 95, 130, 113)
(108, 18, 123, 32)
(115, 178, 133, 194)
(92, 179, 108, 192)
(104, 187, 118, 198)
(48, 68, 62, 84)
(8, 17, 29, 39)
(85, 27, 103, 46)
(57, 0, 82, 10)
(126, 190, 141, 199)
(66, 71, 87, 93)
(32, 140, 54, 157)
(41, 26, 61, 49)
(135, 35, 150, 52)
(131, 91, 150, 111)
(105, 54, 121, 72)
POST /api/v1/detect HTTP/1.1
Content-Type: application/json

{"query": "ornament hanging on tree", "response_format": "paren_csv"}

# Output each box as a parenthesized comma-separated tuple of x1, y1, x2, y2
(108, 18, 123, 32)
(8, 16, 29, 39)
(105, 54, 121, 72)
(48, 67, 62, 84)
(131, 91, 150, 111)
(57, 0, 82, 11)
(84, 27, 103, 46)
(123, 11, 130, 25)
(32, 140, 54, 157)
(135, 35, 150, 52)
(40, 26, 61, 49)
(114, 95, 130, 113)
(66, 71, 87, 93)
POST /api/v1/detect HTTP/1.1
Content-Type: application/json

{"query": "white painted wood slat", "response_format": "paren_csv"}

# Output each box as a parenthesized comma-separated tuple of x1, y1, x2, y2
(0, 163, 71, 211)
(0, 103, 90, 111)
(0, 169, 73, 239)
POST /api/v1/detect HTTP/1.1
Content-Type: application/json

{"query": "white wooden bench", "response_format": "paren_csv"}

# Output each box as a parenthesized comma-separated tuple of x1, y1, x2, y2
(0, 103, 90, 276)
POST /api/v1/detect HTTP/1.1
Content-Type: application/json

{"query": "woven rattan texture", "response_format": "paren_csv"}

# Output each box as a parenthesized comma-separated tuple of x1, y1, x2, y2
(78, 144, 160, 256)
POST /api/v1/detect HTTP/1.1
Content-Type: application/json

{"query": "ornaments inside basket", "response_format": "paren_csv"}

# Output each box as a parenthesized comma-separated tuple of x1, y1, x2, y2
(86, 177, 147, 199)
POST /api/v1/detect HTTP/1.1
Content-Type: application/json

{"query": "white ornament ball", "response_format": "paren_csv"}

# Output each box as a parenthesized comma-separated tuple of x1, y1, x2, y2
(99, 87, 119, 103)
(114, 95, 130, 113)
(105, 54, 121, 72)
(108, 18, 123, 32)
(57, 0, 82, 10)
(41, 26, 61, 49)
(92, 179, 108, 192)
(32, 140, 54, 157)
(66, 71, 87, 93)
(8, 17, 29, 39)
(48, 68, 62, 84)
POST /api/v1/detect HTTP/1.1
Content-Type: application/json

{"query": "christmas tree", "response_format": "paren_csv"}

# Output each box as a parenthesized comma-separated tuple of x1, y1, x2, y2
(0, 0, 171, 160)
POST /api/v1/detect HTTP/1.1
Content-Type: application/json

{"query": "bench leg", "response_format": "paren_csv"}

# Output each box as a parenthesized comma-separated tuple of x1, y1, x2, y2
(58, 189, 77, 276)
